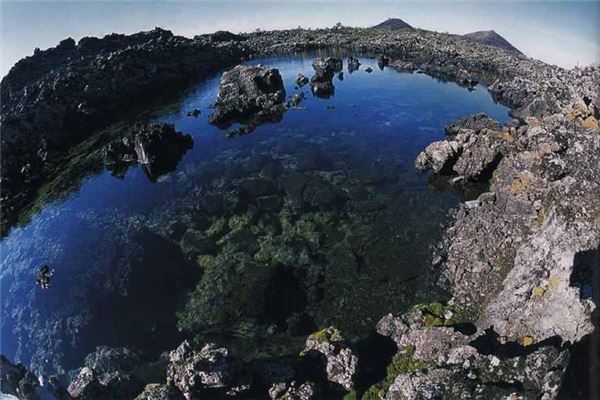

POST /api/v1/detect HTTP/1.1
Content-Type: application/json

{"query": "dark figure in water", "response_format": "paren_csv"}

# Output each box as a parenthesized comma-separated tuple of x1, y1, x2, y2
(36, 265, 53, 289)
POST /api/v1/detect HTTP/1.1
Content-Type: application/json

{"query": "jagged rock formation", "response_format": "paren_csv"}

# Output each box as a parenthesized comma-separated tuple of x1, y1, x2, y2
(462, 29, 522, 54)
(372, 18, 413, 30)
(310, 57, 342, 98)
(415, 113, 506, 180)
(101, 122, 193, 181)
(67, 346, 152, 399)
(166, 341, 243, 399)
(302, 327, 358, 391)
(209, 64, 286, 135)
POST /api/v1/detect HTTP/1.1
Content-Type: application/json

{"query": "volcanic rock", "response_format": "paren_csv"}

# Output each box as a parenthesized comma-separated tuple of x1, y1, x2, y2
(302, 327, 357, 390)
(209, 64, 286, 130)
(101, 122, 193, 181)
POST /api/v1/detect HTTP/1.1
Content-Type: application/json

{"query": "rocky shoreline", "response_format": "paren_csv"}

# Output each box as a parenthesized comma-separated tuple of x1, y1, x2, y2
(1, 24, 599, 399)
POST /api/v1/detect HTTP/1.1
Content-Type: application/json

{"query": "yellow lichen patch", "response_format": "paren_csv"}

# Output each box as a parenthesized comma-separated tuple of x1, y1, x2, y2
(582, 116, 599, 130)
(548, 275, 560, 290)
(536, 142, 554, 156)
(531, 286, 545, 297)
(498, 130, 514, 143)
(522, 336, 534, 346)
(536, 205, 549, 227)
(566, 105, 585, 122)
(509, 171, 534, 194)
(517, 151, 542, 167)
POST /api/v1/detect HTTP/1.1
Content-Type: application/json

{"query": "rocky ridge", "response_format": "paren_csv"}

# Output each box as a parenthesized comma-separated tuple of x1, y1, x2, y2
(0, 28, 247, 234)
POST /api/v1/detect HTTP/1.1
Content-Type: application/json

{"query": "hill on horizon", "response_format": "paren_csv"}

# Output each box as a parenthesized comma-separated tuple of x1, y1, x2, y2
(372, 18, 413, 30)
(461, 30, 522, 54)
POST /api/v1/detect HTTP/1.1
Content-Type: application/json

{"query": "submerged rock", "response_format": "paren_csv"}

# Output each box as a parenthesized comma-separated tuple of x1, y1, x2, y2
(295, 73, 309, 87)
(35, 264, 54, 289)
(186, 108, 201, 117)
(209, 64, 286, 132)
(0, 354, 69, 399)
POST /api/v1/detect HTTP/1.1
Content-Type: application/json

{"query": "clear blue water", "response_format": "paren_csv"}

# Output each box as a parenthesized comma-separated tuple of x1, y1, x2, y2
(0, 55, 509, 375)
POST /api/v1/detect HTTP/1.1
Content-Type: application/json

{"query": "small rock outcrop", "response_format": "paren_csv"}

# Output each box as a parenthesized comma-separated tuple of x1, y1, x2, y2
(101, 122, 193, 181)
(209, 64, 286, 133)
(269, 381, 316, 400)
(166, 341, 232, 399)
(295, 73, 309, 87)
(373, 304, 570, 399)
(135, 383, 184, 400)
(302, 327, 357, 391)
(310, 57, 342, 98)
(67, 346, 146, 400)
(347, 56, 360, 72)
(415, 113, 506, 180)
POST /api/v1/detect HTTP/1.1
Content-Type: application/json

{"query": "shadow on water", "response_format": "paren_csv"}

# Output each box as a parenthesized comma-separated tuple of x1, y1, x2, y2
(72, 228, 200, 365)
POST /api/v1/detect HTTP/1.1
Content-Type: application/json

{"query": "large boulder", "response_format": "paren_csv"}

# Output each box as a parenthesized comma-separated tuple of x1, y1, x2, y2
(209, 64, 286, 130)
(415, 113, 506, 180)
(415, 141, 459, 174)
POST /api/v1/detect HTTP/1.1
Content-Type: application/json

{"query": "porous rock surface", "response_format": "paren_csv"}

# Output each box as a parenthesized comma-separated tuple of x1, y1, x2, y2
(209, 64, 286, 132)
(166, 340, 232, 399)
(268, 381, 317, 400)
(302, 327, 358, 391)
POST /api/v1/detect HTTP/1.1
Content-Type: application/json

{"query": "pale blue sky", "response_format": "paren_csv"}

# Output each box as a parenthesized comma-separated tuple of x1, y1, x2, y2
(1, 1, 599, 77)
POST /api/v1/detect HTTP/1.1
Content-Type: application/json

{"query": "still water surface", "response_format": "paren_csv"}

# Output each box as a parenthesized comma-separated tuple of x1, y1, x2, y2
(0, 55, 509, 375)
